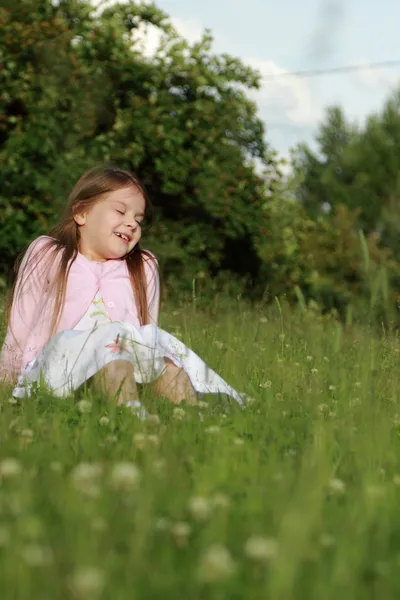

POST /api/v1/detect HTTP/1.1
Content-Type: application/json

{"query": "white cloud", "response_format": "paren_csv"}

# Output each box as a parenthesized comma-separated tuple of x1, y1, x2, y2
(352, 61, 400, 90)
(246, 59, 323, 128)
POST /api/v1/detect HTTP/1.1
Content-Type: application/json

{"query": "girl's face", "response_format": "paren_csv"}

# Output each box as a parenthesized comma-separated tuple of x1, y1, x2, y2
(74, 186, 146, 262)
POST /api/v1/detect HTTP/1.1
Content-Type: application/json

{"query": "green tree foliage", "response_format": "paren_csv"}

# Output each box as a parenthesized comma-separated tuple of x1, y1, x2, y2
(0, 0, 279, 289)
(0, 0, 396, 318)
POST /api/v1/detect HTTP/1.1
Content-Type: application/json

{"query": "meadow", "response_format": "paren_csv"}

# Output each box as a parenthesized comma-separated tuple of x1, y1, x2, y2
(1, 298, 400, 599)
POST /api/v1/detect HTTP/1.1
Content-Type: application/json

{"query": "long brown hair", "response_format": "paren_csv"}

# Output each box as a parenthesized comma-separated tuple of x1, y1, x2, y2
(6, 166, 158, 340)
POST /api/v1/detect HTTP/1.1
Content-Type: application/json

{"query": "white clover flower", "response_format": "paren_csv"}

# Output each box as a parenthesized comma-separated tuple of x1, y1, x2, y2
(213, 340, 225, 350)
(306, 356, 313, 362)
(170, 521, 191, 546)
(133, 433, 147, 449)
(21, 428, 34, 439)
(233, 437, 244, 446)
(8, 397, 18, 405)
(173, 407, 186, 420)
(148, 414, 160, 425)
(311, 368, 319, 374)
(244, 536, 278, 562)
(188, 496, 212, 521)
(197, 401, 209, 409)
(259, 380, 272, 389)
(205, 426, 220, 435)
(198, 544, 235, 582)
(154, 517, 171, 532)
(70, 463, 103, 498)
(0, 458, 22, 478)
(259, 316, 268, 323)
(77, 400, 92, 414)
(69, 566, 105, 599)
(152, 458, 166, 474)
(329, 478, 346, 494)
(21, 544, 53, 567)
(110, 462, 140, 491)
(317, 403, 328, 413)
(328, 385, 336, 391)
(354, 381, 362, 388)
(147, 434, 160, 447)
(98, 416, 110, 426)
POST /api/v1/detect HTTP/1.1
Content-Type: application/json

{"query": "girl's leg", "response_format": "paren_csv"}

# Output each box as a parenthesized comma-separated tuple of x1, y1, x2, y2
(91, 359, 138, 404)
(152, 359, 197, 405)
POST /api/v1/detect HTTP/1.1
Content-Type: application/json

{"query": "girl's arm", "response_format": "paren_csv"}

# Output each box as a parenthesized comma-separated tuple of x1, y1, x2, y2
(0, 236, 52, 382)
(144, 253, 160, 326)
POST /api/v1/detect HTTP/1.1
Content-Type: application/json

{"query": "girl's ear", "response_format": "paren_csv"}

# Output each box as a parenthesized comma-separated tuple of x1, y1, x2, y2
(74, 213, 86, 226)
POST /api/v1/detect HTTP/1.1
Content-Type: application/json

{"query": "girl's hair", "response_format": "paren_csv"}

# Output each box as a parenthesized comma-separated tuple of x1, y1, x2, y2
(6, 166, 157, 339)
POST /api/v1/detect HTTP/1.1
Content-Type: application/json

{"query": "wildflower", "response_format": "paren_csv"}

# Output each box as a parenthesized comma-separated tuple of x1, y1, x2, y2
(213, 341, 225, 350)
(98, 416, 110, 426)
(77, 400, 92, 414)
(205, 426, 220, 435)
(147, 434, 160, 447)
(354, 381, 361, 388)
(244, 536, 278, 562)
(311, 368, 319, 374)
(233, 437, 244, 446)
(70, 463, 103, 498)
(170, 521, 191, 547)
(329, 478, 346, 495)
(328, 385, 336, 392)
(317, 403, 329, 413)
(245, 396, 257, 406)
(133, 433, 147, 450)
(198, 544, 235, 582)
(188, 496, 212, 520)
(323, 356, 329, 363)
(173, 407, 185, 421)
(306, 356, 313, 362)
(8, 397, 18, 405)
(152, 458, 166, 474)
(197, 400, 208, 409)
(148, 414, 160, 425)
(393, 475, 400, 486)
(69, 566, 105, 598)
(259, 316, 268, 323)
(154, 517, 170, 532)
(21, 428, 34, 439)
(110, 462, 140, 491)
(21, 544, 53, 567)
(0, 458, 22, 478)
(260, 380, 272, 389)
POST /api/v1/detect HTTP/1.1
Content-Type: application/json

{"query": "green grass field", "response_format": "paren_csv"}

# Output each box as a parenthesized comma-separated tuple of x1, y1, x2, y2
(1, 299, 400, 599)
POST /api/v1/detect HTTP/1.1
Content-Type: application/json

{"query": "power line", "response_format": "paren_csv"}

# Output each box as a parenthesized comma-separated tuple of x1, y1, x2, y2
(262, 59, 400, 80)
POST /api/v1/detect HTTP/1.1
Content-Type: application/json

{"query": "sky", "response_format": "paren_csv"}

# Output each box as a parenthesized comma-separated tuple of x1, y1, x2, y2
(97, 0, 400, 160)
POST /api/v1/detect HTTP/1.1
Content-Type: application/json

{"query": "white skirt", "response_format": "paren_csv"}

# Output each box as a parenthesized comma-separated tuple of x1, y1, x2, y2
(12, 322, 245, 406)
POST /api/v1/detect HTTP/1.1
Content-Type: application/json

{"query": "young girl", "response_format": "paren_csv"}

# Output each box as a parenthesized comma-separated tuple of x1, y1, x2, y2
(0, 166, 244, 415)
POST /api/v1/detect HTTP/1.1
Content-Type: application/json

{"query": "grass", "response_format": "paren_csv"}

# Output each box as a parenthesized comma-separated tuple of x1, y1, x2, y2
(1, 298, 400, 599)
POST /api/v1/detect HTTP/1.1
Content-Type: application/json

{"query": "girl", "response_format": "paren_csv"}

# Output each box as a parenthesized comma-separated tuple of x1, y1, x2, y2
(0, 166, 244, 416)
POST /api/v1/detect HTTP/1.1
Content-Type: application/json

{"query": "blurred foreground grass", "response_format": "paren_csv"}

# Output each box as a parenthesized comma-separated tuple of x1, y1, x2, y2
(1, 299, 400, 599)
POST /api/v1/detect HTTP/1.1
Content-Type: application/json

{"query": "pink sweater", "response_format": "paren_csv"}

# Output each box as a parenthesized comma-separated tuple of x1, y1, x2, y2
(0, 236, 160, 381)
